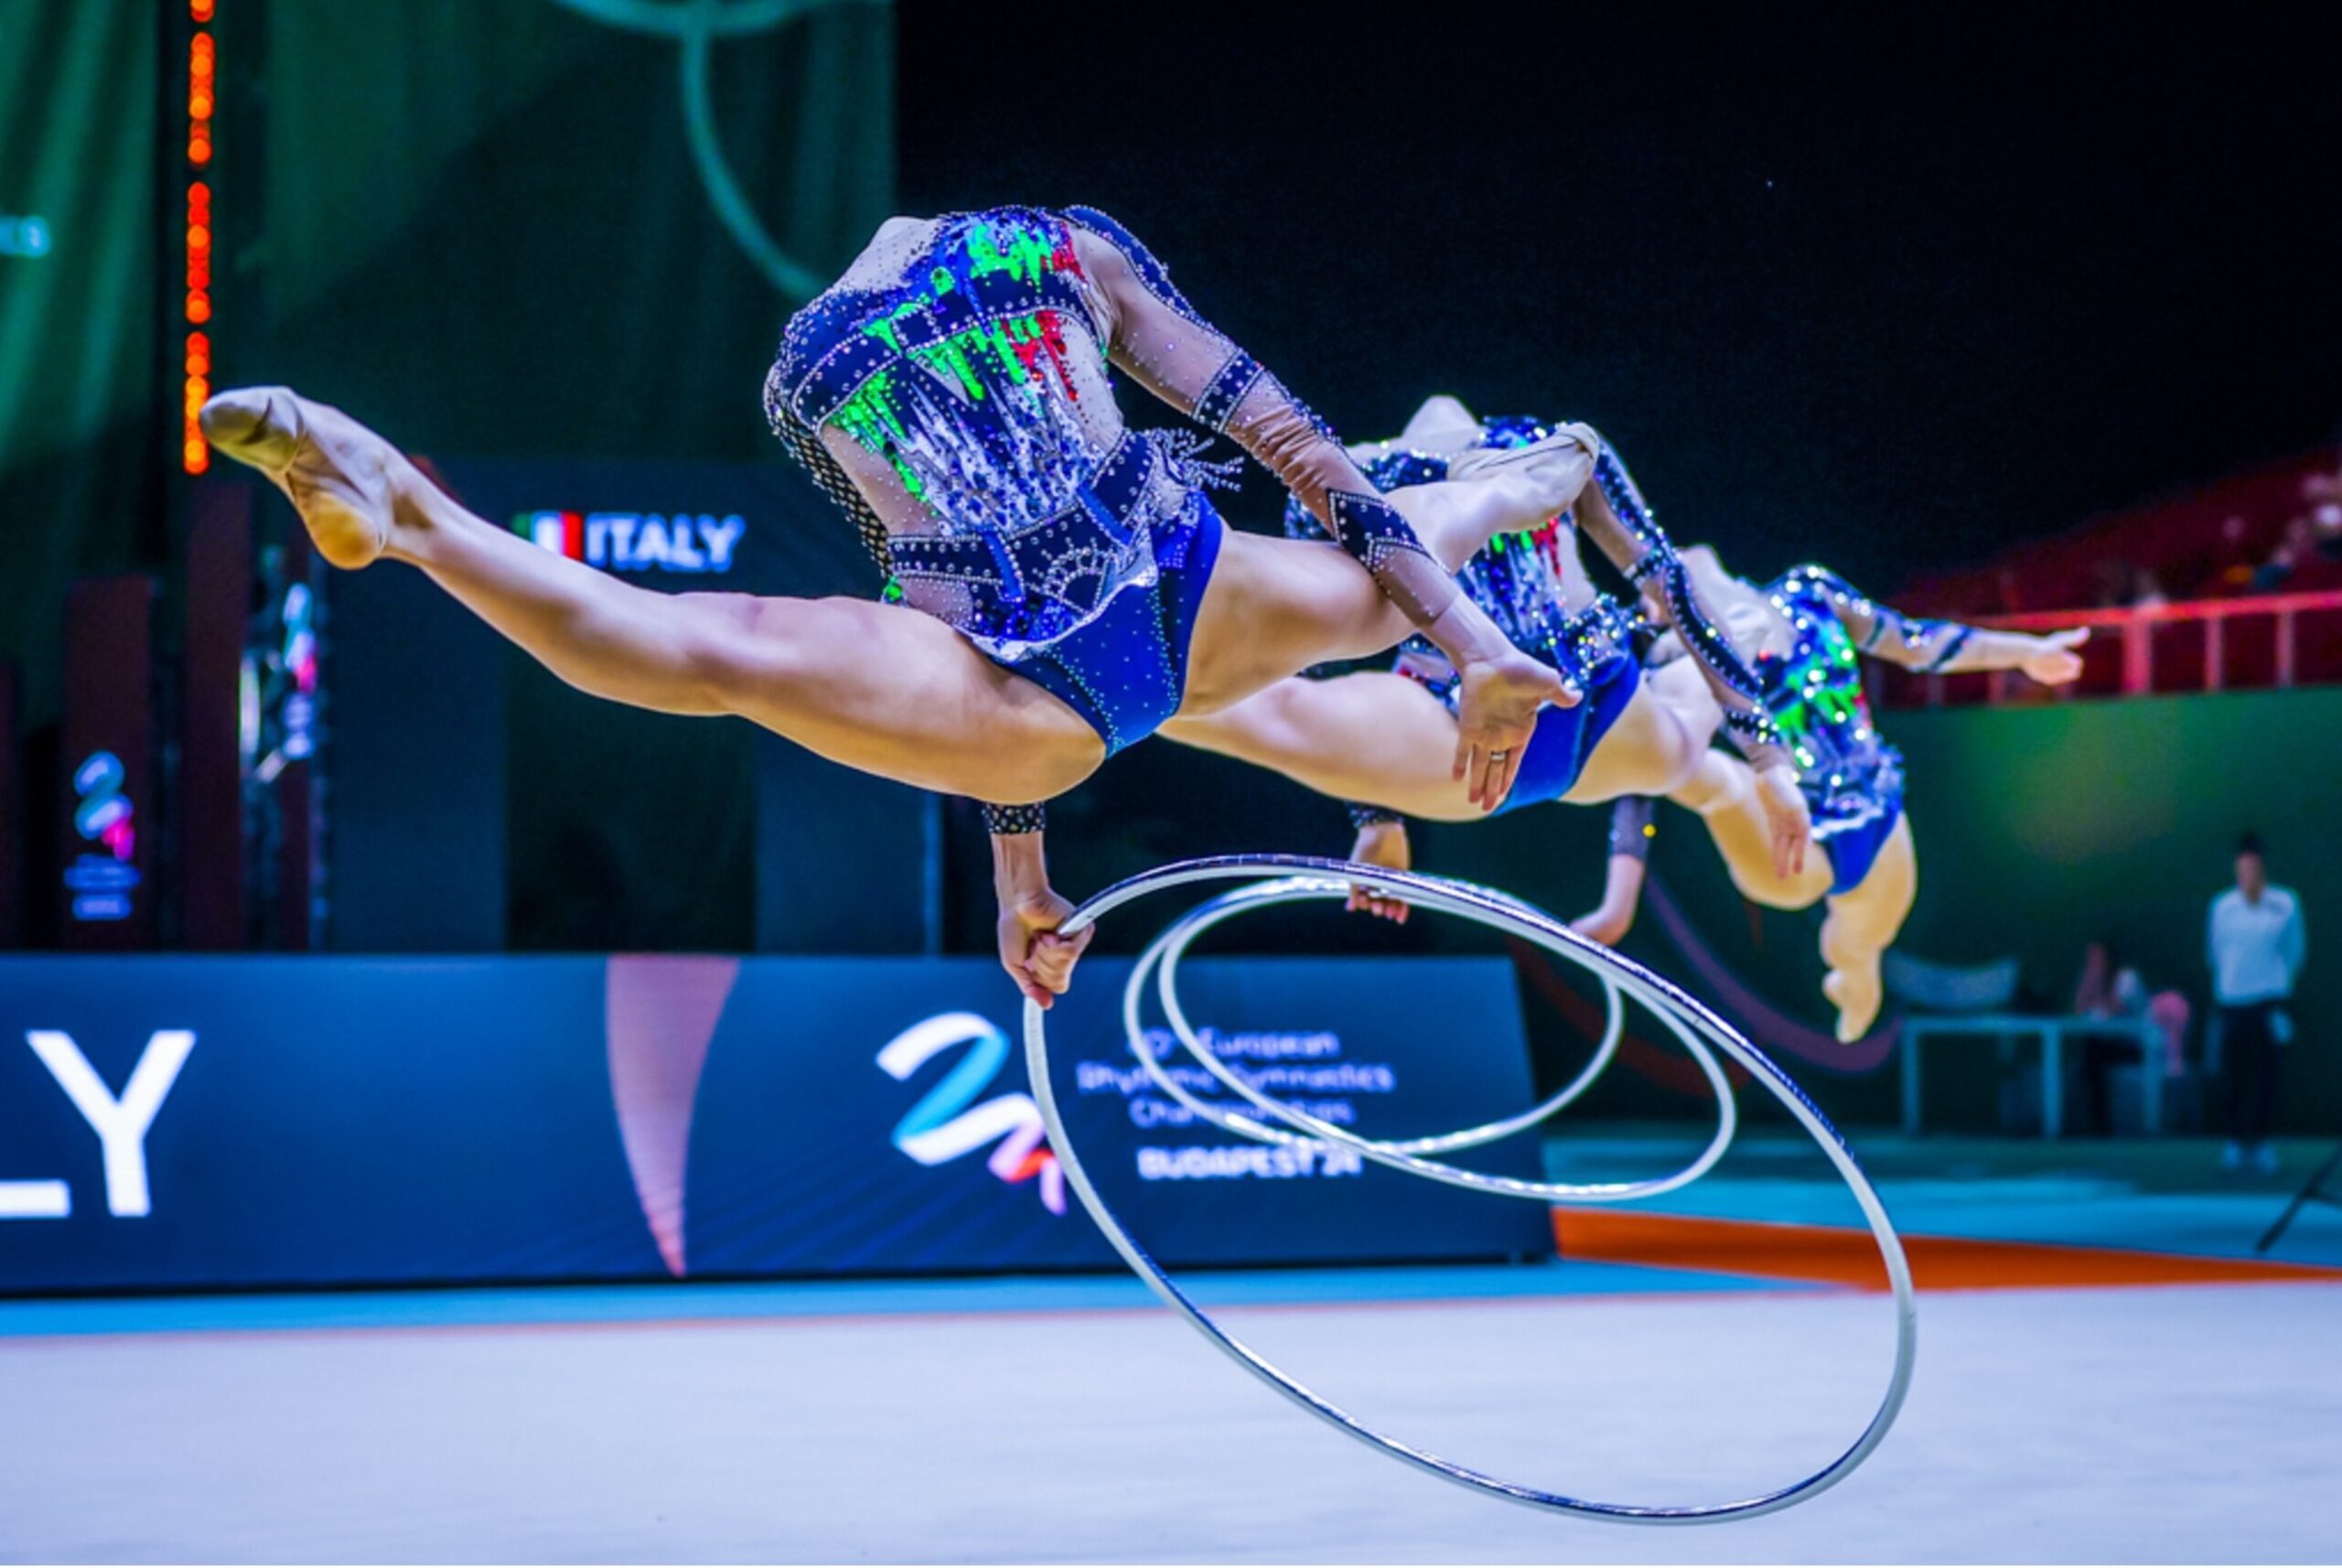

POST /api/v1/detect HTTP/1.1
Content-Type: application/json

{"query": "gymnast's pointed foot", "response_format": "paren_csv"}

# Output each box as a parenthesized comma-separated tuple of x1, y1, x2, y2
(199, 387, 411, 570)
(1823, 959, 1884, 1044)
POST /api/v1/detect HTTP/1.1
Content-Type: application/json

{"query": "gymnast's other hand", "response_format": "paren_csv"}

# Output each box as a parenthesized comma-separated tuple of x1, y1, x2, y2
(1755, 764, 1812, 883)
(1346, 819, 1413, 924)
(1451, 650, 1574, 812)
(2020, 627, 2089, 685)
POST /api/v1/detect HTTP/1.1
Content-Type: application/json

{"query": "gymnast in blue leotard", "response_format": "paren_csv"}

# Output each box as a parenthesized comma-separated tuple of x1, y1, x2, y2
(1575, 547, 2090, 1040)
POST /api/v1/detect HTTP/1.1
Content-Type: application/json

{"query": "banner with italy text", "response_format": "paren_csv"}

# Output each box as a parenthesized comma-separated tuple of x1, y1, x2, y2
(0, 954, 1552, 1292)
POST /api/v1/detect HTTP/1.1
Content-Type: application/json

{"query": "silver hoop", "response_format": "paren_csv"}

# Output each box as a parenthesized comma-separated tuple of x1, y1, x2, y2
(1026, 854, 1917, 1525)
(1121, 875, 1738, 1201)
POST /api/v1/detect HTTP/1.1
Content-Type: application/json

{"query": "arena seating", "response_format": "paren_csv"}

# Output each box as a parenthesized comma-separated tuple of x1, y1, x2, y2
(1876, 447, 2342, 707)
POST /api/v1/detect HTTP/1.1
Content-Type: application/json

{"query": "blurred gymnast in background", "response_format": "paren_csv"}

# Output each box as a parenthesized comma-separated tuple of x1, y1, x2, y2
(1572, 547, 2085, 1039)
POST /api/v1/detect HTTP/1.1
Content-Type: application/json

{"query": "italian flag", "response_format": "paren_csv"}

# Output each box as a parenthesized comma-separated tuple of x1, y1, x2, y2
(515, 511, 585, 559)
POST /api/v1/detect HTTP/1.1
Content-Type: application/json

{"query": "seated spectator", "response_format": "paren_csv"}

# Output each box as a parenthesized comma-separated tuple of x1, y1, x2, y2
(2252, 515, 2321, 593)
(2094, 559, 2170, 609)
(2255, 469, 2342, 586)
(2073, 939, 2114, 1015)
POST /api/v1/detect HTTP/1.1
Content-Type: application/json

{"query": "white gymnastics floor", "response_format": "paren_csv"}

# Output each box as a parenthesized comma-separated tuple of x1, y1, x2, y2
(2, 1277, 2337, 1563)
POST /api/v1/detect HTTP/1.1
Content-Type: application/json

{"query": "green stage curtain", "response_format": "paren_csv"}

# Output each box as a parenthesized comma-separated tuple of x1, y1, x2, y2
(251, 0, 894, 460)
(0, 0, 160, 723)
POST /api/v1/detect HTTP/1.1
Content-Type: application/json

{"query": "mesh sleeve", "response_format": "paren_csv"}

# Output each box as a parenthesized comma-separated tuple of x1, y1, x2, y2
(1607, 795, 1658, 864)
(1786, 565, 1976, 673)
(1571, 438, 1789, 770)
(1061, 209, 1458, 626)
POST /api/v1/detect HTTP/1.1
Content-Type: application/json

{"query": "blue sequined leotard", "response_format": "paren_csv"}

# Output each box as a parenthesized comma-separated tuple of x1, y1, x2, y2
(766, 208, 1213, 753)
(1756, 564, 1982, 892)
(1610, 563, 1982, 894)
(765, 207, 1461, 761)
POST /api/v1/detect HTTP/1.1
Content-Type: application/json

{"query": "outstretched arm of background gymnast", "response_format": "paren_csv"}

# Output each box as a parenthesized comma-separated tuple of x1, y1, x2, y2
(1065, 214, 1566, 810)
(1570, 797, 1656, 947)
(1797, 565, 2089, 682)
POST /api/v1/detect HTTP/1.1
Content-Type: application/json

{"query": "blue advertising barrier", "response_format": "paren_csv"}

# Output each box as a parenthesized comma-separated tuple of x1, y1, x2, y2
(0, 955, 1552, 1292)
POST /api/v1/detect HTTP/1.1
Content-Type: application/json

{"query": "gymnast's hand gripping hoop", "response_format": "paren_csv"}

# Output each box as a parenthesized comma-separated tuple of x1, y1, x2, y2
(1024, 854, 1917, 1525)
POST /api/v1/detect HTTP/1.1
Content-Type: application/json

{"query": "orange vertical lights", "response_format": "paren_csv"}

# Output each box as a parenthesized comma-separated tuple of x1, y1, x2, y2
(189, 37, 213, 91)
(181, 4, 216, 473)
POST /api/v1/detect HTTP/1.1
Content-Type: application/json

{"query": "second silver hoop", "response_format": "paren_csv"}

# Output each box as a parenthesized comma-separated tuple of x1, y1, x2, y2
(1123, 874, 1738, 1204)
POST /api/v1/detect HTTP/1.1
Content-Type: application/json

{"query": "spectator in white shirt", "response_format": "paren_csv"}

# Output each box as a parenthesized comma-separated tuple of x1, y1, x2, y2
(2208, 832, 2308, 1172)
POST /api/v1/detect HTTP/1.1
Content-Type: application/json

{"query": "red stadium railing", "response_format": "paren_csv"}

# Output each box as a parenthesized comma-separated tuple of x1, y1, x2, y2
(1870, 588, 2342, 708)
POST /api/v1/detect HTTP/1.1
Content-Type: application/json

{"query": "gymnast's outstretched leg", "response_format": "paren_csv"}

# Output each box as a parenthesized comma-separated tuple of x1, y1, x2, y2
(1163, 671, 1473, 816)
(1164, 650, 1720, 822)
(199, 390, 1106, 807)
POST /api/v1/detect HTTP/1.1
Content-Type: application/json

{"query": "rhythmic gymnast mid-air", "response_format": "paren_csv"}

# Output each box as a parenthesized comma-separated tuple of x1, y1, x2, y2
(199, 208, 1601, 1006)
(1569, 547, 2085, 1039)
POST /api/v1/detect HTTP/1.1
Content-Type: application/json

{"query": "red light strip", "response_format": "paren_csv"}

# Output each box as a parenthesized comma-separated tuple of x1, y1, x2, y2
(181, 3, 215, 473)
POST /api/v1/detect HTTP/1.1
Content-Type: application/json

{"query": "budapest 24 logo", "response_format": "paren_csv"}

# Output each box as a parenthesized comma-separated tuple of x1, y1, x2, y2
(876, 1012, 1064, 1215)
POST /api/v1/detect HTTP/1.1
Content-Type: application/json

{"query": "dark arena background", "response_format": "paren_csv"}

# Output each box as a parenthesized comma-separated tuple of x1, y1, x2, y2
(2, 3, 2340, 1563)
